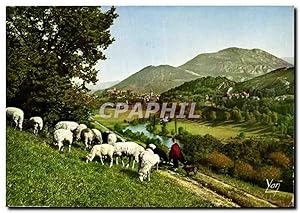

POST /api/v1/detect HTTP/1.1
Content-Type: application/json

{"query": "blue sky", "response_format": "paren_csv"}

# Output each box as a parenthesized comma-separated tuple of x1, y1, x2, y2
(94, 6, 294, 82)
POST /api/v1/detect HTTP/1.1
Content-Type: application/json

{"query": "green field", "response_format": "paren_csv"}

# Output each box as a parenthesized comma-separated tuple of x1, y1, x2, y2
(6, 127, 213, 207)
(162, 120, 271, 139)
(93, 108, 141, 130)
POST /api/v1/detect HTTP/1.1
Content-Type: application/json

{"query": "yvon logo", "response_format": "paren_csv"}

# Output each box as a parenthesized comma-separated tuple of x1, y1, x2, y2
(265, 179, 282, 196)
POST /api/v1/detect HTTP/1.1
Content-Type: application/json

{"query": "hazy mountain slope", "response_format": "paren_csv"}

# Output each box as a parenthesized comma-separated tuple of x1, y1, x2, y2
(112, 65, 198, 94)
(179, 47, 291, 81)
(88, 80, 120, 92)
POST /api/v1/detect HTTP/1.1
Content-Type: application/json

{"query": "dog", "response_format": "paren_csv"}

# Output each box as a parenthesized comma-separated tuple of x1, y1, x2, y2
(183, 162, 198, 176)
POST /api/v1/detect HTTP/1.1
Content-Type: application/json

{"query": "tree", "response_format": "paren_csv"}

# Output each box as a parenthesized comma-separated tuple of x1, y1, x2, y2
(161, 122, 169, 136)
(7, 7, 118, 125)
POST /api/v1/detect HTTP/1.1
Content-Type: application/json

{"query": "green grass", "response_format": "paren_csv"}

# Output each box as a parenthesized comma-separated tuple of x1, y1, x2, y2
(6, 127, 213, 207)
(93, 108, 141, 130)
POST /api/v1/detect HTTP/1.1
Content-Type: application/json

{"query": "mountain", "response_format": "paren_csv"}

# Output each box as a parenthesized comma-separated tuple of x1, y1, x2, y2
(111, 65, 198, 94)
(88, 80, 120, 92)
(234, 67, 294, 95)
(112, 47, 291, 94)
(179, 48, 291, 81)
(282, 57, 294, 65)
(160, 67, 294, 102)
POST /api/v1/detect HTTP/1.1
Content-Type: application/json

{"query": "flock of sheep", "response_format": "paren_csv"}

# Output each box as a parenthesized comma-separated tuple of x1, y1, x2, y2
(6, 107, 164, 182)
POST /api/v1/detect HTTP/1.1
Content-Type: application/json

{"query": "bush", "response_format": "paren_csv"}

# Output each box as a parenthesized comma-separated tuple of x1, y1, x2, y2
(206, 151, 234, 173)
(114, 123, 123, 133)
(232, 109, 242, 122)
(237, 131, 246, 139)
(254, 166, 282, 182)
(223, 111, 231, 121)
(233, 161, 254, 180)
(269, 152, 290, 168)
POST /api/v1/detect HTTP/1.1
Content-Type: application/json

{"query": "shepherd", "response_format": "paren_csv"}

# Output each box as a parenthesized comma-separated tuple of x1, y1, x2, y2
(169, 137, 186, 171)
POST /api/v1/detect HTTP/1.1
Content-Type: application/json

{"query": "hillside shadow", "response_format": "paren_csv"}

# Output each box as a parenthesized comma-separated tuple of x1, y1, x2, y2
(119, 168, 138, 178)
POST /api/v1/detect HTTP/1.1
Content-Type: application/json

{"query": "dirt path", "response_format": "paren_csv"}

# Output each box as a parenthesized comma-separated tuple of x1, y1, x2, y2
(160, 170, 240, 207)
(160, 170, 278, 208)
(195, 172, 277, 207)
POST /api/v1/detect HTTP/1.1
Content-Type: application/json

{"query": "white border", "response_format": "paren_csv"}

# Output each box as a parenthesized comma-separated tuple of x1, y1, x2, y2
(1, 1, 298, 213)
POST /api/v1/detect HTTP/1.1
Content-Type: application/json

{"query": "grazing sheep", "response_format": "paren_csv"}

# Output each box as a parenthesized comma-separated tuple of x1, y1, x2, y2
(6, 107, 24, 130)
(29, 116, 43, 135)
(138, 148, 160, 182)
(54, 121, 79, 131)
(81, 128, 103, 150)
(102, 131, 118, 145)
(86, 144, 115, 168)
(114, 142, 145, 169)
(53, 129, 73, 152)
(74, 124, 87, 140)
(107, 132, 117, 146)
(81, 128, 95, 150)
(92, 128, 103, 144)
(152, 146, 168, 164)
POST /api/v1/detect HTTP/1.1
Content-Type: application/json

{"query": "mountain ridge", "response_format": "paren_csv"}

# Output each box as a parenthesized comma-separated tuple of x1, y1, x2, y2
(111, 47, 291, 94)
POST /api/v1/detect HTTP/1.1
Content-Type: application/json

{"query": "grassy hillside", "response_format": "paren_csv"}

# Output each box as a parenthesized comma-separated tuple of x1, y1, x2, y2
(6, 127, 213, 207)
(161, 76, 235, 102)
(112, 48, 291, 94)
(235, 67, 294, 95)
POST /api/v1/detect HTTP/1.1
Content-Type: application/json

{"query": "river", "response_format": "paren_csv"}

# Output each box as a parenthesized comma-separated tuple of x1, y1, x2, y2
(124, 123, 173, 148)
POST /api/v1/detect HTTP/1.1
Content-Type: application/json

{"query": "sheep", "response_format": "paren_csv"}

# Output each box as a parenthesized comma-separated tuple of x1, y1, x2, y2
(138, 147, 160, 182)
(53, 129, 73, 152)
(74, 124, 88, 140)
(107, 133, 117, 145)
(29, 116, 43, 135)
(6, 107, 24, 130)
(114, 142, 145, 169)
(86, 144, 115, 168)
(81, 128, 103, 150)
(148, 145, 168, 164)
(92, 128, 103, 144)
(102, 131, 118, 145)
(54, 121, 79, 131)
(81, 128, 95, 150)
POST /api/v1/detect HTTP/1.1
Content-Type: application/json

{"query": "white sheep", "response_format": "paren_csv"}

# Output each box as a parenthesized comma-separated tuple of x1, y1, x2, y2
(107, 132, 117, 146)
(138, 148, 160, 182)
(114, 142, 145, 169)
(81, 128, 103, 150)
(6, 107, 24, 130)
(86, 144, 115, 168)
(81, 128, 94, 150)
(54, 121, 79, 131)
(92, 128, 103, 144)
(29, 116, 43, 135)
(74, 124, 88, 140)
(53, 129, 73, 152)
